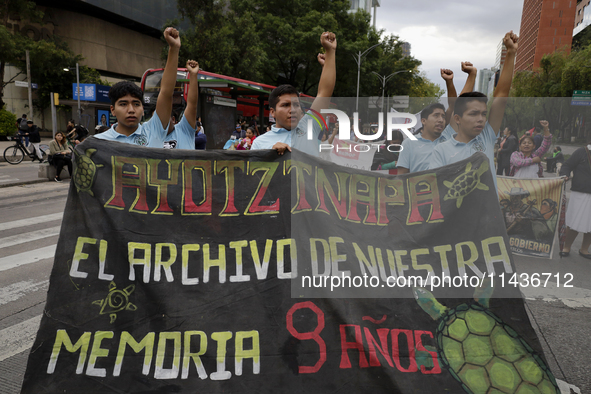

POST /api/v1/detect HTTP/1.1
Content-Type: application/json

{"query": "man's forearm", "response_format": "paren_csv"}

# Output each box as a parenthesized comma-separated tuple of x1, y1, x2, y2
(317, 50, 336, 98)
(184, 73, 199, 128)
(160, 47, 180, 98)
(460, 72, 477, 95)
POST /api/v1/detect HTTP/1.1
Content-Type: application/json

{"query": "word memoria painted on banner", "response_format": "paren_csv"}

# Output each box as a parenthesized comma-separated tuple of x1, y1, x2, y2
(44, 300, 441, 381)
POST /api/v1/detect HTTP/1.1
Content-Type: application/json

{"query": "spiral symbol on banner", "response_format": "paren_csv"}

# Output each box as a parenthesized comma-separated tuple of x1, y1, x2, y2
(92, 282, 137, 323)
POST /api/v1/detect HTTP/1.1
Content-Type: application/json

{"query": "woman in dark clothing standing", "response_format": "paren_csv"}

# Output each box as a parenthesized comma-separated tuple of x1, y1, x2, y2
(496, 126, 518, 175)
(559, 143, 591, 258)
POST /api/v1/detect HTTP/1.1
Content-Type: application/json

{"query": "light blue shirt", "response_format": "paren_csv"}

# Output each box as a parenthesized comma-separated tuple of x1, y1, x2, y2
(251, 112, 322, 156)
(94, 113, 167, 148)
(429, 122, 499, 187)
(163, 115, 195, 150)
(397, 124, 455, 173)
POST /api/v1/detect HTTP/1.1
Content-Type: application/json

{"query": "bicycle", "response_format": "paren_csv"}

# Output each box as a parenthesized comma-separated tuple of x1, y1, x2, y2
(3, 135, 49, 165)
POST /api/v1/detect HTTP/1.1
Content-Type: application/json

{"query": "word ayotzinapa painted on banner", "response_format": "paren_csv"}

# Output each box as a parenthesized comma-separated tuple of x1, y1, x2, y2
(22, 139, 559, 393)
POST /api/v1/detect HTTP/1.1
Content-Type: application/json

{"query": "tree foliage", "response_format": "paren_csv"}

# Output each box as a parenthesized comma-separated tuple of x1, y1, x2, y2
(0, 1, 103, 115)
(0, 107, 17, 136)
(509, 45, 591, 142)
(14, 37, 103, 112)
(174, 0, 442, 101)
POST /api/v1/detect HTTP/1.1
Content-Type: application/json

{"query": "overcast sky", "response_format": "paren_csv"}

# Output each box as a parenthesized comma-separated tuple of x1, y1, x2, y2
(375, 0, 524, 94)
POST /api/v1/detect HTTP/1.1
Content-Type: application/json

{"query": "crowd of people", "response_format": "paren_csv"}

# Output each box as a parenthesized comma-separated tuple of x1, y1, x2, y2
(12, 26, 590, 258)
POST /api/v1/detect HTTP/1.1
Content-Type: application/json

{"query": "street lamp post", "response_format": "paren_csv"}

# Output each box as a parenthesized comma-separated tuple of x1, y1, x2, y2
(371, 70, 411, 112)
(353, 43, 381, 112)
(64, 63, 81, 123)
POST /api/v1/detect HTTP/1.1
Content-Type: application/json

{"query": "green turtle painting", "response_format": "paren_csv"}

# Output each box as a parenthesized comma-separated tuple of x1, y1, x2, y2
(73, 148, 103, 195)
(413, 280, 559, 394)
(443, 161, 490, 208)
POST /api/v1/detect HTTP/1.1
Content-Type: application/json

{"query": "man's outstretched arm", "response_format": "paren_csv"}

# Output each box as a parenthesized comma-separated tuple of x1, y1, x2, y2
(155, 27, 181, 129)
(459, 61, 477, 95)
(310, 32, 337, 113)
(184, 60, 199, 129)
(489, 31, 518, 135)
(441, 68, 456, 125)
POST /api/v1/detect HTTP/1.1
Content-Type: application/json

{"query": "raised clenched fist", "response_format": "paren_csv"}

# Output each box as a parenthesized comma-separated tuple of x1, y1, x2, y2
(164, 27, 181, 48)
(186, 59, 199, 74)
(320, 32, 337, 51)
(461, 61, 476, 75)
(440, 68, 454, 81)
(503, 31, 518, 52)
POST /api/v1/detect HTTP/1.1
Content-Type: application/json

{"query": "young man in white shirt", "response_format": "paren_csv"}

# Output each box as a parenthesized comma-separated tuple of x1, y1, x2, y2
(251, 32, 337, 156)
(429, 31, 518, 181)
(95, 27, 181, 147)
(397, 62, 477, 174)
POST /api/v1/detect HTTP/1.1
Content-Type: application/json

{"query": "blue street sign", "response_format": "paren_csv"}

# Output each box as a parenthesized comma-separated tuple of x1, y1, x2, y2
(73, 83, 97, 101)
(96, 84, 111, 103)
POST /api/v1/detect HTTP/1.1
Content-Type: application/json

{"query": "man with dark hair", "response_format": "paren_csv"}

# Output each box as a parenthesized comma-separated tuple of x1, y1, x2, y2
(18, 114, 29, 147)
(95, 27, 180, 147)
(195, 121, 207, 150)
(397, 63, 477, 174)
(430, 31, 519, 184)
(251, 32, 337, 155)
(66, 119, 89, 144)
(397, 103, 447, 173)
(25, 120, 44, 162)
(164, 60, 200, 150)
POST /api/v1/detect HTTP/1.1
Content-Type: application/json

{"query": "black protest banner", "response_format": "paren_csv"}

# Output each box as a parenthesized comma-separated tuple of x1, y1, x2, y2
(22, 139, 560, 393)
(497, 176, 566, 259)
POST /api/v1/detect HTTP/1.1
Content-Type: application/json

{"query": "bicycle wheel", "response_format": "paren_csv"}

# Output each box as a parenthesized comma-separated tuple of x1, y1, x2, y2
(39, 144, 49, 162)
(3, 145, 24, 164)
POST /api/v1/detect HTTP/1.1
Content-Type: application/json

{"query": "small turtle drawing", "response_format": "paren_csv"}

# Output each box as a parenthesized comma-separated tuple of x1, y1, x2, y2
(73, 148, 103, 195)
(443, 161, 489, 208)
(413, 280, 559, 394)
(92, 282, 137, 324)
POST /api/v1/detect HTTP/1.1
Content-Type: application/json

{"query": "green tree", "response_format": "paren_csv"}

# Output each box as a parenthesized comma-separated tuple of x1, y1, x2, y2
(176, 0, 441, 107)
(510, 47, 591, 142)
(15, 38, 103, 116)
(173, 0, 266, 81)
(0, 0, 42, 108)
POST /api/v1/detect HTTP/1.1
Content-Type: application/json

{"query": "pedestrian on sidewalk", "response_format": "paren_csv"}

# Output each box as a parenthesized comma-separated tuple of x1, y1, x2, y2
(17, 114, 29, 147)
(559, 143, 591, 259)
(25, 121, 44, 162)
(49, 132, 72, 182)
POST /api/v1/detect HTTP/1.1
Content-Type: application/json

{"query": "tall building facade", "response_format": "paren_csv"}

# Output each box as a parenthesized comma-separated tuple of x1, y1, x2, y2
(495, 40, 507, 72)
(574, 0, 591, 43)
(477, 69, 496, 96)
(515, 0, 577, 71)
(349, 0, 380, 27)
(401, 42, 411, 57)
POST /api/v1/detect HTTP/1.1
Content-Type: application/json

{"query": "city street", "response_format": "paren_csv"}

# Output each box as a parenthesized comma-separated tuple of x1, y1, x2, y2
(0, 160, 588, 393)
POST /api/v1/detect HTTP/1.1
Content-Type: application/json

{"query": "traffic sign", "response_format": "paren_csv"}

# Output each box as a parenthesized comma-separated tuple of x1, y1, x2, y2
(571, 90, 591, 106)
(14, 81, 37, 88)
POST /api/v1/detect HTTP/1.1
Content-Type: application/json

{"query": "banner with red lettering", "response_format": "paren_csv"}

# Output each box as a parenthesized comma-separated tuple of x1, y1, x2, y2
(497, 176, 566, 259)
(21, 139, 560, 393)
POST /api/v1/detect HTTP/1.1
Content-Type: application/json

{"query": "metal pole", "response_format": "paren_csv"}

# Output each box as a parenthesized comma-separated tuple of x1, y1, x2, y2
(353, 43, 381, 113)
(356, 53, 361, 112)
(76, 63, 81, 124)
(50, 92, 57, 138)
(26, 50, 33, 121)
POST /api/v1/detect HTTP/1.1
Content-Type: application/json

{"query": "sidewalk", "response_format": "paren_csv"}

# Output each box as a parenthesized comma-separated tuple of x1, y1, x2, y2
(0, 137, 58, 188)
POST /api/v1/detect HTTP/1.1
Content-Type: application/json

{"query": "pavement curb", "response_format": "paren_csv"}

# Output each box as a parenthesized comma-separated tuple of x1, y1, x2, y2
(0, 179, 50, 189)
